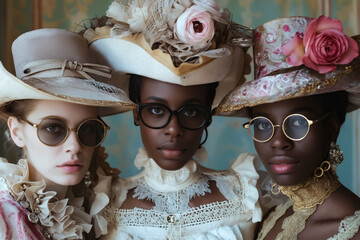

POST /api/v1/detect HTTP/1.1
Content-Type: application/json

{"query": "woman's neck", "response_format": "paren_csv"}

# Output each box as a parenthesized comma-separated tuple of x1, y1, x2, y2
(45, 183, 68, 199)
(28, 163, 68, 199)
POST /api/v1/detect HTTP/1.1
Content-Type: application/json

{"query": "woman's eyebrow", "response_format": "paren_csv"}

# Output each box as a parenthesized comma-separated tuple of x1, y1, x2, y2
(144, 96, 167, 104)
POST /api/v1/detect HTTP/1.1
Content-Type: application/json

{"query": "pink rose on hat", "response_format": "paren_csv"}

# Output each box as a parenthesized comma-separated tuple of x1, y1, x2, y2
(281, 15, 359, 74)
(174, 3, 216, 45)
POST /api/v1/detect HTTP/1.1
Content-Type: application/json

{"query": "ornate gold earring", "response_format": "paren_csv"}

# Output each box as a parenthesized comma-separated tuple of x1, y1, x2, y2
(328, 141, 344, 167)
(84, 171, 92, 188)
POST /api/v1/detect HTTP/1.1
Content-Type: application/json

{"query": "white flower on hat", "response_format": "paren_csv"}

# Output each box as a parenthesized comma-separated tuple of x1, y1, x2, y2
(104, 0, 253, 67)
(174, 5, 215, 46)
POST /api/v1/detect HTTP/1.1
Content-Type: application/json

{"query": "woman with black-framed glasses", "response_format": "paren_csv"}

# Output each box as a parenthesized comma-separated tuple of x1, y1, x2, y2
(0, 29, 134, 239)
(82, 0, 272, 238)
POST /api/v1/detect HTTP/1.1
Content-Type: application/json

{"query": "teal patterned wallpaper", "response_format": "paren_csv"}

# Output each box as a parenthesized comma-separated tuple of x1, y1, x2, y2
(1, 0, 359, 193)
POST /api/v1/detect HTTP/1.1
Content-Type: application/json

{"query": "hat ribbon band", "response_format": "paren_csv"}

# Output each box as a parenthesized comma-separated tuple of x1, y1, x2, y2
(22, 59, 112, 80)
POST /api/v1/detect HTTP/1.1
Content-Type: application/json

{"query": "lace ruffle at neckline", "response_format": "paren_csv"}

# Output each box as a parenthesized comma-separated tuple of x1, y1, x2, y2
(134, 147, 201, 192)
(0, 158, 105, 239)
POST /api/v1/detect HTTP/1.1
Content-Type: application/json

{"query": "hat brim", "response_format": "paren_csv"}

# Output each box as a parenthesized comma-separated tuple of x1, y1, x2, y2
(88, 29, 245, 109)
(0, 62, 136, 116)
(215, 59, 360, 117)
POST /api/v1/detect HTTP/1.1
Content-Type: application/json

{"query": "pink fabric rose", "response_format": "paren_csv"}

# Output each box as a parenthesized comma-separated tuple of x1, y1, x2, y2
(174, 5, 215, 45)
(281, 32, 305, 66)
(302, 15, 358, 73)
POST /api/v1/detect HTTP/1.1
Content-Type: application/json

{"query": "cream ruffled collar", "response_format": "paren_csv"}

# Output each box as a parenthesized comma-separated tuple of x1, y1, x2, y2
(0, 158, 93, 239)
(134, 147, 207, 192)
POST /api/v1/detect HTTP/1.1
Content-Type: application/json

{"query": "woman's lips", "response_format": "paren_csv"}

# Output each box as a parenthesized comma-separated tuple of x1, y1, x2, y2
(58, 161, 83, 174)
(160, 149, 184, 159)
(269, 156, 299, 174)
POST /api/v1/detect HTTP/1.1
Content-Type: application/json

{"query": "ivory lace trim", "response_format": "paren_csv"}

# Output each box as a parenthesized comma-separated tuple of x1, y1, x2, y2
(328, 210, 360, 240)
(258, 203, 360, 240)
(257, 201, 292, 240)
(104, 199, 251, 228)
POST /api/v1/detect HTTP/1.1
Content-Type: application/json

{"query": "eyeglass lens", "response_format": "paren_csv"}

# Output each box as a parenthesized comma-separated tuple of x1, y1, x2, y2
(249, 114, 310, 141)
(140, 104, 208, 129)
(37, 117, 106, 147)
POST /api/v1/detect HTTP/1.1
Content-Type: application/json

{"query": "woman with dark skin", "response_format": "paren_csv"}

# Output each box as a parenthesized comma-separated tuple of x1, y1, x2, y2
(216, 16, 360, 239)
(82, 0, 273, 239)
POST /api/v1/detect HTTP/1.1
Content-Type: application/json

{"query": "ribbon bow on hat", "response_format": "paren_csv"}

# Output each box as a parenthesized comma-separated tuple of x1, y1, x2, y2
(0, 28, 136, 116)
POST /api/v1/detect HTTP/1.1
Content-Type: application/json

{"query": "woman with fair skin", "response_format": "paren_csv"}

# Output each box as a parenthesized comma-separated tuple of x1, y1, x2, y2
(82, 0, 274, 239)
(0, 28, 134, 239)
(216, 16, 360, 239)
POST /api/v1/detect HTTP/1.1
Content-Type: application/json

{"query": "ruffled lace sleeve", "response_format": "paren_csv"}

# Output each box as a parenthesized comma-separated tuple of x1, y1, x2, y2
(229, 153, 262, 223)
(0, 158, 92, 240)
(91, 168, 112, 238)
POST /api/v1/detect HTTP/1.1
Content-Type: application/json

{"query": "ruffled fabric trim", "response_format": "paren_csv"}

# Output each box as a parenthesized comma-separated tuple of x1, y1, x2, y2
(226, 153, 262, 222)
(91, 168, 112, 238)
(133, 147, 201, 192)
(0, 158, 92, 239)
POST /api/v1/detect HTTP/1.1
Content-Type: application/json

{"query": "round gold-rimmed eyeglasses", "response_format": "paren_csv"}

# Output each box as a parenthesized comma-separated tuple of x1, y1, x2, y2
(20, 116, 110, 147)
(243, 113, 331, 143)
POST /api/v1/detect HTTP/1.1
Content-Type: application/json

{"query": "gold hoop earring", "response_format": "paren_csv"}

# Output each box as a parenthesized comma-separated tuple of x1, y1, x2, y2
(271, 183, 280, 195)
(314, 161, 331, 178)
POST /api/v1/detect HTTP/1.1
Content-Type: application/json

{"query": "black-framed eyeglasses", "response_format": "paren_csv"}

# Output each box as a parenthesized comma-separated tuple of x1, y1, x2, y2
(137, 103, 211, 130)
(243, 113, 331, 143)
(20, 116, 110, 147)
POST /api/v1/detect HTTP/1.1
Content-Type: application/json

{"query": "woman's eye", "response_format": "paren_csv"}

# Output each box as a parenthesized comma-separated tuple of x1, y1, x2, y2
(150, 107, 164, 115)
(290, 117, 307, 127)
(258, 123, 270, 130)
(183, 108, 197, 117)
(44, 124, 63, 134)
(254, 121, 271, 131)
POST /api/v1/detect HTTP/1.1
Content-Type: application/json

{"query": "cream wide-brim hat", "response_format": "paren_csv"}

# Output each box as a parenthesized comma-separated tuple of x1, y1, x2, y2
(86, 26, 245, 109)
(216, 17, 360, 117)
(1, 28, 135, 116)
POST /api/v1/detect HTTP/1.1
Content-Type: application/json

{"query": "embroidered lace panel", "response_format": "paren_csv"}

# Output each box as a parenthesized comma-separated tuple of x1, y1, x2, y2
(133, 175, 211, 213)
(105, 199, 251, 228)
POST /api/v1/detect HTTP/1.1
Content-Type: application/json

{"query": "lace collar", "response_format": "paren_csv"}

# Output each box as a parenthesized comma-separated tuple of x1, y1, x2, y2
(0, 158, 92, 239)
(134, 147, 207, 192)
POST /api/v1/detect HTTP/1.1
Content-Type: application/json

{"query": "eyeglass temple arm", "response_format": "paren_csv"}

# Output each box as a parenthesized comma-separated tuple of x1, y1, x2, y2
(19, 117, 38, 127)
(97, 115, 110, 130)
(310, 112, 332, 125)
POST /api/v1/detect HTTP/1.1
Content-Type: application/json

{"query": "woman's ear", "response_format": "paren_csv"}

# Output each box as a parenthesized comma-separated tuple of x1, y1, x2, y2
(325, 112, 341, 145)
(8, 117, 25, 148)
(133, 109, 140, 126)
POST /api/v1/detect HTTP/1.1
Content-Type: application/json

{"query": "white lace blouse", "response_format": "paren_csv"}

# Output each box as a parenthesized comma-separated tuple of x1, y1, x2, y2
(100, 147, 265, 239)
